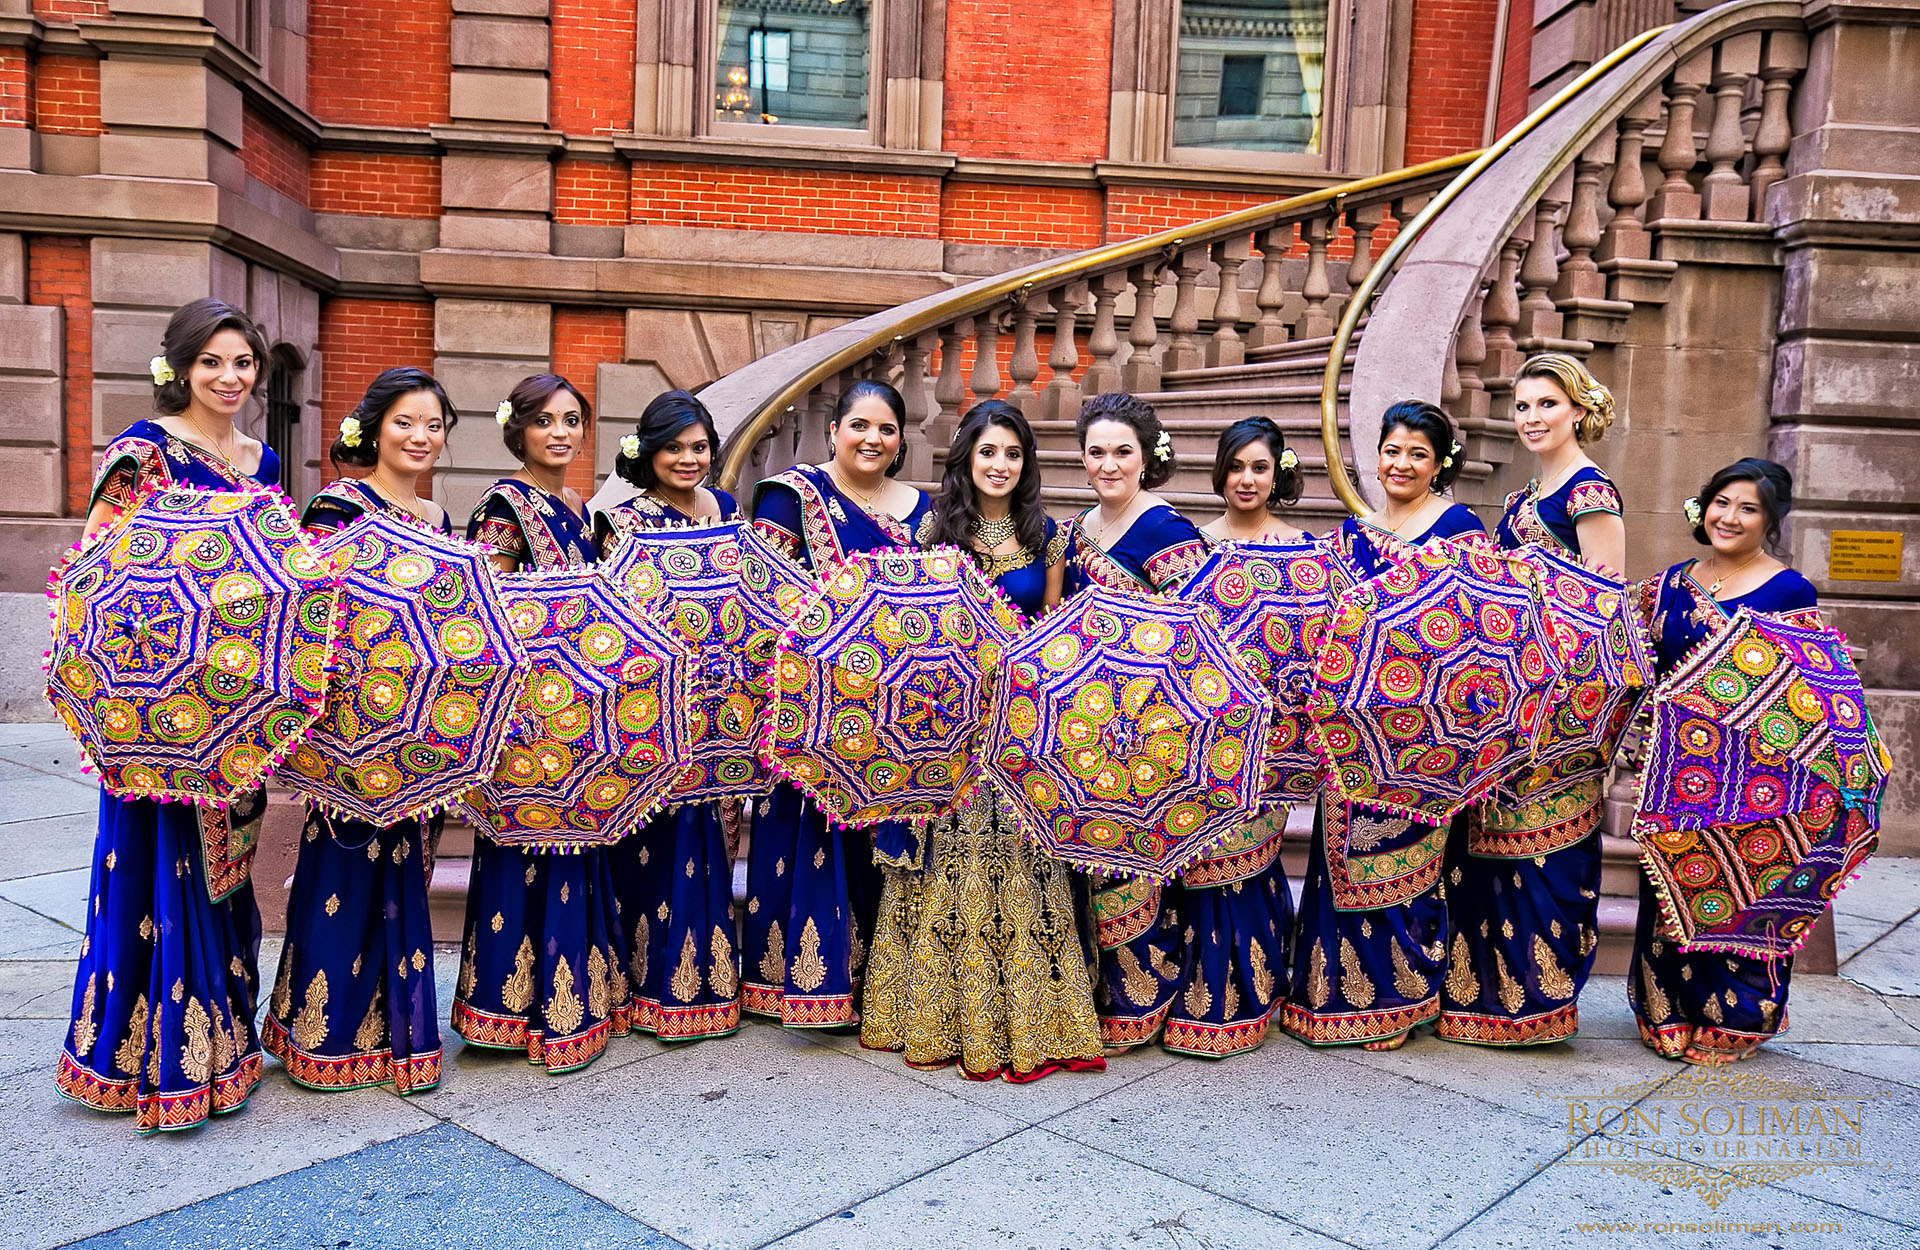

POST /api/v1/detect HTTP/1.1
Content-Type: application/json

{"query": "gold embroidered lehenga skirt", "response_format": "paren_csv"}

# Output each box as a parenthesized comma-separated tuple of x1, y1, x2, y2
(860, 787, 1104, 1081)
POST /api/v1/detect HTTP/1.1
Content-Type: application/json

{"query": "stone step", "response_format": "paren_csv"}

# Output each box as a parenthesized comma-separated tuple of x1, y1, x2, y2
(1162, 346, 1357, 393)
(1243, 329, 1357, 367)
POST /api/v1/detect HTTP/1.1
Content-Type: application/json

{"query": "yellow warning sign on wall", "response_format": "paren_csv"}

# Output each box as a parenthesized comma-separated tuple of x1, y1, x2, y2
(1828, 531, 1904, 582)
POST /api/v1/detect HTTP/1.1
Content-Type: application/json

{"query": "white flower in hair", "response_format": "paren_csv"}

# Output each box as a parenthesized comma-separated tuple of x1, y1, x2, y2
(1278, 448, 1299, 471)
(339, 416, 364, 448)
(495, 400, 514, 427)
(149, 355, 176, 386)
(1442, 439, 1460, 470)
(620, 434, 641, 459)
(1683, 496, 1703, 526)
(1154, 430, 1173, 461)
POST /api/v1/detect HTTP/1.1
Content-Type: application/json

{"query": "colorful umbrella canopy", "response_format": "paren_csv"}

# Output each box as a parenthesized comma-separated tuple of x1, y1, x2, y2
(1633, 608, 1887, 959)
(1311, 537, 1559, 822)
(1491, 544, 1655, 815)
(1177, 538, 1360, 804)
(283, 509, 527, 823)
(45, 485, 339, 806)
(760, 546, 1024, 826)
(983, 587, 1273, 880)
(465, 566, 695, 849)
(600, 520, 780, 805)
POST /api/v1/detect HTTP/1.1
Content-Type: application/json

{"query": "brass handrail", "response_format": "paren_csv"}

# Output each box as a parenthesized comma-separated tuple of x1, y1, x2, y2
(1316, 23, 1673, 515)
(715, 151, 1479, 489)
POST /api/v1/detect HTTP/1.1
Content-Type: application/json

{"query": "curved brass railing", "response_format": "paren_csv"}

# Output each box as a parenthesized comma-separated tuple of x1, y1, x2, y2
(1315, 24, 1672, 515)
(712, 152, 1478, 490)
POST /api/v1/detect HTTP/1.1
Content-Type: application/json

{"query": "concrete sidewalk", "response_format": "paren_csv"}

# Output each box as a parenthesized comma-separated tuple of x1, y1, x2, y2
(1, 719, 1915, 1250)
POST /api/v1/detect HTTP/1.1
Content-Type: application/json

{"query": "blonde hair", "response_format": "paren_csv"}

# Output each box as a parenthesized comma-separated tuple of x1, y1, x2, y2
(1515, 353, 1616, 445)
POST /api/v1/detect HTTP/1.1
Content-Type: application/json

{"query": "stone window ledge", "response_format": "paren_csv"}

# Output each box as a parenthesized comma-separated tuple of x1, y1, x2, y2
(609, 133, 957, 177)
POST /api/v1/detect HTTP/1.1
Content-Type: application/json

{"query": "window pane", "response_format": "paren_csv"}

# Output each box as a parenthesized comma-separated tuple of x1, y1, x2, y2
(716, 0, 870, 131)
(1175, 0, 1327, 153)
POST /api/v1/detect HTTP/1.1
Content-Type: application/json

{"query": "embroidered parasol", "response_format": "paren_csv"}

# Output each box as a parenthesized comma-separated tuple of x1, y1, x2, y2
(1311, 537, 1559, 822)
(1633, 608, 1887, 959)
(465, 565, 695, 849)
(600, 519, 781, 805)
(1486, 545, 1655, 828)
(283, 508, 527, 824)
(1177, 538, 1360, 804)
(760, 546, 1024, 826)
(45, 485, 340, 805)
(982, 587, 1273, 880)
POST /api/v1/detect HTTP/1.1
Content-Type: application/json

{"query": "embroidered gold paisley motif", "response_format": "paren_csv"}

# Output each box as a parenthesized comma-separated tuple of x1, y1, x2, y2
(547, 956, 585, 1036)
(847, 914, 866, 978)
(393, 837, 408, 865)
(746, 897, 759, 915)
(609, 949, 630, 1012)
(1360, 918, 1373, 939)
(138, 915, 154, 941)
(1307, 941, 1331, 1009)
(354, 986, 386, 1052)
(292, 971, 330, 1051)
(72, 974, 98, 1055)
(490, 912, 504, 934)
(709, 925, 737, 998)
(1147, 944, 1180, 981)
(1445, 933, 1479, 1004)
(1533, 934, 1575, 999)
(759, 919, 785, 985)
(351, 955, 362, 977)
(1759, 998, 1779, 1023)
(656, 901, 670, 923)
(457, 931, 477, 1000)
(1549, 919, 1563, 939)
(638, 846, 650, 866)
(559, 882, 570, 905)
(1391, 941, 1429, 1000)
(1679, 962, 1692, 981)
(1249, 940, 1275, 1006)
(271, 948, 295, 1018)
(1501, 919, 1515, 940)
(812, 846, 826, 871)
(1338, 938, 1376, 1008)
(669, 932, 702, 1004)
(791, 919, 829, 993)
(211, 999, 236, 1074)
(1222, 979, 1241, 1023)
(525, 861, 538, 886)
(1117, 947, 1158, 1007)
(685, 858, 696, 879)
(324, 894, 340, 917)
(180, 997, 213, 1084)
(146, 1001, 162, 1086)
(631, 916, 649, 979)
(502, 937, 536, 1013)
(366, 841, 379, 862)
(1493, 949, 1525, 1014)
(1702, 991, 1725, 1025)
(587, 946, 611, 1021)
(1638, 957, 1671, 1022)
(1183, 974, 1212, 1020)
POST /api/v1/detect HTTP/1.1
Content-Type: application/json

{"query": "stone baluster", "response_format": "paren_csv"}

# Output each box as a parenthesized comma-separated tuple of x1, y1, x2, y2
(1701, 33, 1761, 221)
(1551, 135, 1611, 304)
(1163, 247, 1208, 374)
(1749, 30, 1808, 220)
(1455, 287, 1490, 428)
(1295, 214, 1334, 339)
(901, 332, 935, 478)
(1248, 225, 1292, 350)
(1122, 261, 1165, 393)
(935, 320, 969, 431)
(1007, 291, 1044, 417)
(1207, 236, 1250, 368)
(1647, 53, 1711, 223)
(1515, 174, 1569, 346)
(1082, 270, 1127, 395)
(969, 313, 1003, 407)
(1044, 283, 1086, 421)
(1344, 202, 1384, 293)
(1482, 239, 1525, 391)
(1596, 101, 1658, 264)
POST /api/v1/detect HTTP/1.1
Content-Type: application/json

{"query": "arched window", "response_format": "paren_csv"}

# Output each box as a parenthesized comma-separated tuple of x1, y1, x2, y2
(266, 346, 303, 492)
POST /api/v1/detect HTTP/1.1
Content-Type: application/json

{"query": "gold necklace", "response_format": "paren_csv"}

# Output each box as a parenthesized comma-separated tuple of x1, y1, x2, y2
(365, 477, 425, 521)
(644, 488, 709, 519)
(1701, 548, 1764, 596)
(1094, 490, 1145, 546)
(1379, 496, 1436, 537)
(973, 512, 1018, 551)
(182, 415, 239, 466)
(828, 466, 885, 512)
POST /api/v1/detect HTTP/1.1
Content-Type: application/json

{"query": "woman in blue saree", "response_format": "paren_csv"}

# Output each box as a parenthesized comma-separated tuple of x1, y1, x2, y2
(263, 367, 455, 1096)
(597, 391, 745, 1041)
(452, 373, 632, 1072)
(1629, 458, 1820, 1064)
(1439, 356, 1625, 1047)
(861, 400, 1104, 1079)
(745, 380, 932, 1028)
(1284, 400, 1486, 1049)
(59, 299, 277, 1132)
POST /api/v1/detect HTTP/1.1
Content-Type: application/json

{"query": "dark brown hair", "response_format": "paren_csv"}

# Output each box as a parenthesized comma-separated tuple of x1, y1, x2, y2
(330, 366, 459, 469)
(1211, 416, 1303, 509)
(153, 298, 271, 416)
(925, 400, 1048, 562)
(500, 373, 592, 461)
(1693, 458, 1793, 550)
(1379, 399, 1463, 494)
(1075, 391, 1173, 490)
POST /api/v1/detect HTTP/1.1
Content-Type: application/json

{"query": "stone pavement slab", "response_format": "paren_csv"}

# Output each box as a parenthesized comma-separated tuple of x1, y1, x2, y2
(63, 1123, 686, 1250)
(0, 895, 81, 959)
(1839, 914, 1920, 997)
(0, 811, 95, 880)
(0, 866, 92, 932)
(762, 1124, 1345, 1249)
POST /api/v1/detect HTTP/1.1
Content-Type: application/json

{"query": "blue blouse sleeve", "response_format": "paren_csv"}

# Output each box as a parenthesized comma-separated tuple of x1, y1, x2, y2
(714, 489, 740, 521)
(1756, 568, 1820, 616)
(1428, 503, 1487, 541)
(750, 480, 806, 562)
(1136, 506, 1210, 591)
(253, 445, 282, 490)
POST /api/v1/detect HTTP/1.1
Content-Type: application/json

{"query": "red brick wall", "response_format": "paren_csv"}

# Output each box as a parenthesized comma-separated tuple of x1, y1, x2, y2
(943, 0, 1111, 161)
(1106, 188, 1272, 241)
(311, 153, 442, 218)
(1404, 0, 1498, 162)
(316, 299, 435, 483)
(556, 158, 630, 226)
(0, 51, 26, 127)
(32, 1, 109, 18)
(26, 236, 92, 515)
(1495, 4, 1534, 133)
(551, 0, 635, 136)
(942, 184, 1103, 249)
(630, 163, 942, 238)
(32, 55, 100, 136)
(308, 0, 450, 127)
(241, 106, 313, 207)
(552, 306, 623, 494)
